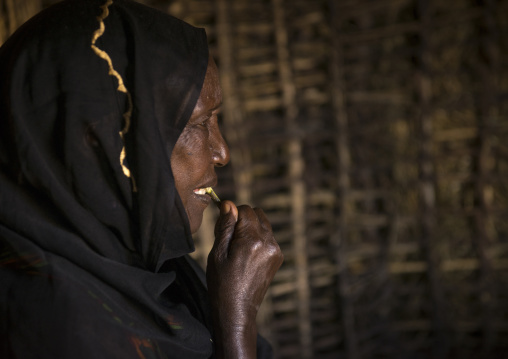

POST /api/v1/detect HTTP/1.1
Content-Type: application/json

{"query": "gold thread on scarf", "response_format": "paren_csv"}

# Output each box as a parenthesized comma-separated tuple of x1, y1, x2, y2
(91, 0, 137, 191)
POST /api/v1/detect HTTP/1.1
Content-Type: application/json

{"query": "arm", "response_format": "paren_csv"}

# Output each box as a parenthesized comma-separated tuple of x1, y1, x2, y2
(206, 201, 283, 358)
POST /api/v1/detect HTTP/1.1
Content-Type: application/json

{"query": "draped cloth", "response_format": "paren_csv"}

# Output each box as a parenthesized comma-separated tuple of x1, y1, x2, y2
(0, 0, 272, 357)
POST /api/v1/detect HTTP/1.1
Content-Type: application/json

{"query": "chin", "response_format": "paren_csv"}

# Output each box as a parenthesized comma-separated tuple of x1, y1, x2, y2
(188, 213, 204, 234)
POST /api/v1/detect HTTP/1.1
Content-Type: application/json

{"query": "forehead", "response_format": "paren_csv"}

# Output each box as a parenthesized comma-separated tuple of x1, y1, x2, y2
(201, 57, 221, 105)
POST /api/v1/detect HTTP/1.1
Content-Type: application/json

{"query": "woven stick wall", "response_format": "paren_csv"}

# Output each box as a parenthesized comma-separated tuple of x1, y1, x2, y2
(167, 0, 508, 357)
(6, 0, 508, 357)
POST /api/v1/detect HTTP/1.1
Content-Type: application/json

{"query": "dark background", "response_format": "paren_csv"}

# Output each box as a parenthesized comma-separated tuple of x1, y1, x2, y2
(2, 0, 508, 358)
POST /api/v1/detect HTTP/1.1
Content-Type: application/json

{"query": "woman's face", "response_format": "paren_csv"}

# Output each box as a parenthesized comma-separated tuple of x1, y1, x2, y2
(171, 58, 230, 234)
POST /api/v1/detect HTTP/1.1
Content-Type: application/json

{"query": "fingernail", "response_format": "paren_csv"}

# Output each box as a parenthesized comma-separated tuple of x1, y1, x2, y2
(221, 202, 231, 215)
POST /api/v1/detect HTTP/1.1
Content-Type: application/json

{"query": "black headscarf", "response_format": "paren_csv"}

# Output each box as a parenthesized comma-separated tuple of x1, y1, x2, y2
(0, 0, 272, 357)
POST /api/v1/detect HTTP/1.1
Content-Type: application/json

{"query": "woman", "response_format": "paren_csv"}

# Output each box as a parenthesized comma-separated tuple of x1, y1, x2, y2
(0, 0, 283, 358)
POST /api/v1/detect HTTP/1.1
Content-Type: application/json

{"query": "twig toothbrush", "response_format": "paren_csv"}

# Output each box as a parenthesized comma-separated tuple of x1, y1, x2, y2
(205, 187, 221, 209)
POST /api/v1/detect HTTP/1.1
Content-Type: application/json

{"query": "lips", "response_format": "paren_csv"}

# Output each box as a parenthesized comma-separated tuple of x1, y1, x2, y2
(193, 176, 217, 195)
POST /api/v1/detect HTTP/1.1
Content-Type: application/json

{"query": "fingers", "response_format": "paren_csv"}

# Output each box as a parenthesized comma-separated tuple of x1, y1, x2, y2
(221, 200, 238, 221)
(253, 207, 272, 231)
(212, 200, 238, 260)
(234, 206, 273, 243)
(212, 202, 280, 264)
(235, 205, 259, 228)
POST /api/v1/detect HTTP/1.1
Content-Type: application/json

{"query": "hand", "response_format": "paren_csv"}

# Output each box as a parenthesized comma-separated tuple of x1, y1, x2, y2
(206, 200, 283, 358)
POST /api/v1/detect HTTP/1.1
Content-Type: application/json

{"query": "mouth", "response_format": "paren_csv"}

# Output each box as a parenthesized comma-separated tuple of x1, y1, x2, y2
(193, 187, 221, 208)
(193, 188, 210, 195)
(192, 188, 212, 208)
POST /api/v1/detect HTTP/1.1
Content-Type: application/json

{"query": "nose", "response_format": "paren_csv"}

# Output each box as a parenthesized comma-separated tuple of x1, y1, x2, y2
(211, 123, 230, 167)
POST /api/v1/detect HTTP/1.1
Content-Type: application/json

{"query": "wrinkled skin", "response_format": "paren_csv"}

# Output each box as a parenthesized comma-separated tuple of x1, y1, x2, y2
(171, 58, 283, 358)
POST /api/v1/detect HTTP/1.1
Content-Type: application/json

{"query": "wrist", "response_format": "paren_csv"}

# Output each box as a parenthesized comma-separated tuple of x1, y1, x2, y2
(211, 308, 257, 359)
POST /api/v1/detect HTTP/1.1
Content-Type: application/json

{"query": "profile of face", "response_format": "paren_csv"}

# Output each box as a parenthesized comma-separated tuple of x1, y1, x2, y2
(171, 57, 230, 233)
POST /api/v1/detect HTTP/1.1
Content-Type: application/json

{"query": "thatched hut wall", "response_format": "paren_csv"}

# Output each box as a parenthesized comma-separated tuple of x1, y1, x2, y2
(3, 0, 508, 358)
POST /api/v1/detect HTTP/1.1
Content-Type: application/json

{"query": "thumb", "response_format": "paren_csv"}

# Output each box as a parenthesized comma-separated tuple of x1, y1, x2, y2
(212, 200, 238, 259)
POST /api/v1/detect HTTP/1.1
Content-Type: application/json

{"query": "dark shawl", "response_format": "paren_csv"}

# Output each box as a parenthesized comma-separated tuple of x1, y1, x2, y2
(0, 0, 271, 357)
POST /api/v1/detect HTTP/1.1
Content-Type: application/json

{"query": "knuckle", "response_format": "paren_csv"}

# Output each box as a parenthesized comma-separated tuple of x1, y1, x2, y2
(246, 237, 263, 252)
(268, 242, 281, 258)
(268, 241, 283, 263)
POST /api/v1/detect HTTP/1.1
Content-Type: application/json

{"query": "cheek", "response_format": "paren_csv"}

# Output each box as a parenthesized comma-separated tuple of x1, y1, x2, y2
(174, 131, 210, 171)
(170, 129, 210, 197)
(171, 129, 211, 234)
(178, 130, 205, 156)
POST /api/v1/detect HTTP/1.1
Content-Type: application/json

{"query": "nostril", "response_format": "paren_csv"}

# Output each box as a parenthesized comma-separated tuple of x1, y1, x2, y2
(212, 151, 227, 167)
(211, 137, 230, 167)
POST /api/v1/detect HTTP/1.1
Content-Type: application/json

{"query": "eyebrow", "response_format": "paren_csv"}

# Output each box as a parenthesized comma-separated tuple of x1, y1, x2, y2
(192, 100, 222, 120)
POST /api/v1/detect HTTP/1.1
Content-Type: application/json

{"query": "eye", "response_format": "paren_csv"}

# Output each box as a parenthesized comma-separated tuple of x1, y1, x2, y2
(197, 114, 212, 128)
